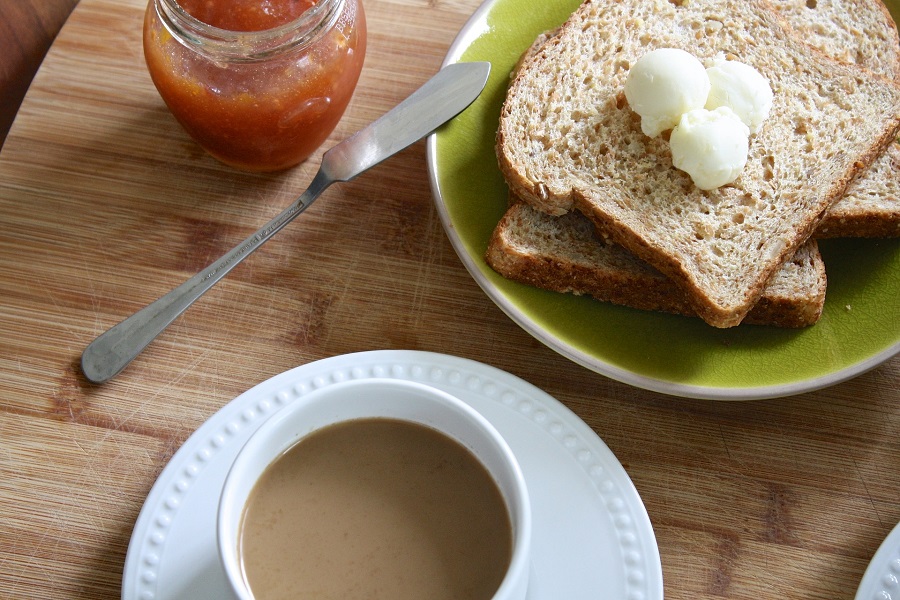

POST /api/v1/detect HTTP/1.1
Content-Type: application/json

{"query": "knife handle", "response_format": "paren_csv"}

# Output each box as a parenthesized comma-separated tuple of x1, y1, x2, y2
(81, 171, 331, 384)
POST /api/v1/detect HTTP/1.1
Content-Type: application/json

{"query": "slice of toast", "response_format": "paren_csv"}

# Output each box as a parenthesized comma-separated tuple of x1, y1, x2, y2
(518, 1, 900, 240)
(487, 200, 826, 327)
(496, 0, 900, 327)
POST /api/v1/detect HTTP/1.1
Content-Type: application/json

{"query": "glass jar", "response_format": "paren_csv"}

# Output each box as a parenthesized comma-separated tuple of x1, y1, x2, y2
(143, 0, 366, 171)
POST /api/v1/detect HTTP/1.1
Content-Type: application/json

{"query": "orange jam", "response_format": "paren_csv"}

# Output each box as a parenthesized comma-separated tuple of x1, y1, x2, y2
(143, 0, 366, 171)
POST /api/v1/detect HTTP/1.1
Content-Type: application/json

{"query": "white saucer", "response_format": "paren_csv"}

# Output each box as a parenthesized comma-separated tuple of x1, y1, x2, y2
(121, 350, 663, 600)
(855, 521, 900, 600)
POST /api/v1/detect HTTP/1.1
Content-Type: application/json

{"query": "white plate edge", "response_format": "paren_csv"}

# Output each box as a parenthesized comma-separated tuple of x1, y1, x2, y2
(854, 520, 900, 600)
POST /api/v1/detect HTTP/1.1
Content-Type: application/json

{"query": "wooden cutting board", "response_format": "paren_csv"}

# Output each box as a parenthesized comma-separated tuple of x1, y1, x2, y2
(0, 0, 898, 598)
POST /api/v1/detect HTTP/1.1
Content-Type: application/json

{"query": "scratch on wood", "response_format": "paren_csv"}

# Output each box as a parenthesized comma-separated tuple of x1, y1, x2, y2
(762, 482, 797, 545)
(718, 424, 733, 460)
(150, 437, 184, 480)
(288, 291, 335, 347)
(50, 361, 93, 424)
(47, 358, 185, 443)
(708, 531, 741, 595)
(851, 456, 882, 528)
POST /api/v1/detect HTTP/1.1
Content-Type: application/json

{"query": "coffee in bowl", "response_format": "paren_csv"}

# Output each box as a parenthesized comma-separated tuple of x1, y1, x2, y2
(218, 378, 531, 600)
(240, 418, 512, 598)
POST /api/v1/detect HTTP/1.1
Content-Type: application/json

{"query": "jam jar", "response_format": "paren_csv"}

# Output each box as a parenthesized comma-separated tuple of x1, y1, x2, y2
(143, 0, 366, 171)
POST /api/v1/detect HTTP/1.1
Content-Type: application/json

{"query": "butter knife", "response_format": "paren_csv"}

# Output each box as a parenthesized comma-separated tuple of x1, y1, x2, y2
(81, 61, 491, 384)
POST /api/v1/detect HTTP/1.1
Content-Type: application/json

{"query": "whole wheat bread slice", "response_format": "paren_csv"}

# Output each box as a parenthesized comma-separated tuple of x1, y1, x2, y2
(487, 200, 826, 327)
(522, 13, 900, 241)
(497, 0, 900, 327)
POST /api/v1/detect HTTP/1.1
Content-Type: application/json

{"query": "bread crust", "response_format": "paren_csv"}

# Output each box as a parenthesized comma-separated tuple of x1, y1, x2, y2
(486, 201, 826, 327)
(816, 141, 900, 238)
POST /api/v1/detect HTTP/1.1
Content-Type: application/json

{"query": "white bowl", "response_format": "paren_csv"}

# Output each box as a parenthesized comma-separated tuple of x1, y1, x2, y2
(217, 377, 532, 600)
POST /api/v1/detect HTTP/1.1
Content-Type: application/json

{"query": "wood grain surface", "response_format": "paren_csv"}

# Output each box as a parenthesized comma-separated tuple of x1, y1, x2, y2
(0, 0, 898, 598)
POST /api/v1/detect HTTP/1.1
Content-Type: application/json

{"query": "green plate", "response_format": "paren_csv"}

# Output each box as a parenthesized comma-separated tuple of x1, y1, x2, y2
(426, 0, 900, 400)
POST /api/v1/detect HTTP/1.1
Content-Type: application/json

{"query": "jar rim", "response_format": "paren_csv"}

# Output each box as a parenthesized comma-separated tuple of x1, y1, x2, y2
(155, 0, 344, 62)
